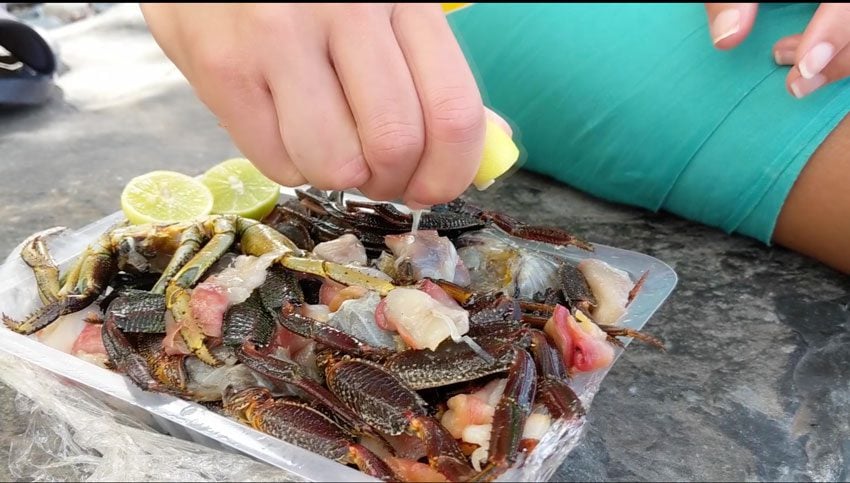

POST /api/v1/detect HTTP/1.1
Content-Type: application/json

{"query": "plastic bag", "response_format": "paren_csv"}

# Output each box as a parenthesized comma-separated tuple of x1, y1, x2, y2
(0, 353, 298, 482)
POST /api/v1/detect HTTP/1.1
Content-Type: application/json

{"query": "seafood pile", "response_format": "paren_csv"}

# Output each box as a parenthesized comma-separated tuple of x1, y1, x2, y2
(2, 188, 662, 482)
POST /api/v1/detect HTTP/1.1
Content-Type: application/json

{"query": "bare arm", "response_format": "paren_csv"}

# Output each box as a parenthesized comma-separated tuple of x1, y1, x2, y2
(774, 114, 850, 274)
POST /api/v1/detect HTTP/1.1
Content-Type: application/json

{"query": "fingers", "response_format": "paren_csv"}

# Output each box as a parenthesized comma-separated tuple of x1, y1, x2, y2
(793, 3, 850, 79)
(189, 50, 307, 187)
(704, 3, 759, 49)
(785, 52, 850, 99)
(144, 3, 490, 202)
(261, 10, 371, 191)
(784, 3, 850, 98)
(143, 4, 307, 187)
(773, 34, 801, 65)
(328, 5, 425, 201)
(218, 86, 308, 187)
(393, 3, 487, 207)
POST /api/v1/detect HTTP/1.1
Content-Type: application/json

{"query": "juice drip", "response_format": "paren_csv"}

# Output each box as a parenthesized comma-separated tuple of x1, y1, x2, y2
(411, 209, 423, 234)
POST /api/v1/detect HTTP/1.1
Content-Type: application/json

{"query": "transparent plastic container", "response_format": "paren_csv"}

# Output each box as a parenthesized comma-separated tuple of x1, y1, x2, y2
(0, 187, 678, 482)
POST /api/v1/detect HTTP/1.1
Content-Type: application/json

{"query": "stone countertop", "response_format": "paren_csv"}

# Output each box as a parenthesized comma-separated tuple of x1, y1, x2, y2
(1, 5, 848, 482)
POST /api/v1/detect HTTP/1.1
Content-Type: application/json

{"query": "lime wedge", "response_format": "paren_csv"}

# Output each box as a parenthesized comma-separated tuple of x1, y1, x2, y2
(121, 170, 214, 225)
(201, 158, 281, 220)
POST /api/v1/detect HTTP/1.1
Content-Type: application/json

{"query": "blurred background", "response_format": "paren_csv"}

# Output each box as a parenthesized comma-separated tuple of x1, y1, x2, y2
(2, 3, 116, 28)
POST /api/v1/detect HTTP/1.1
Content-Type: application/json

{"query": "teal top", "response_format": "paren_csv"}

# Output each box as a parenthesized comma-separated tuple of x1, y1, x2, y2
(447, 3, 850, 244)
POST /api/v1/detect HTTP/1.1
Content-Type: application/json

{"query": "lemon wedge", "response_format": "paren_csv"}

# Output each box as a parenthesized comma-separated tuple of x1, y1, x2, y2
(473, 118, 521, 191)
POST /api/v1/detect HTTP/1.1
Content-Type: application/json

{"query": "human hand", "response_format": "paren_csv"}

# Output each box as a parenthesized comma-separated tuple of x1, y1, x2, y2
(705, 3, 850, 99)
(141, 3, 501, 208)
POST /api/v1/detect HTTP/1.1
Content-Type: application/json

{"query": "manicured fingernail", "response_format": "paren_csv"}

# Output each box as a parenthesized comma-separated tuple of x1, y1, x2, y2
(711, 9, 740, 44)
(799, 42, 835, 79)
(790, 74, 827, 99)
(774, 48, 795, 65)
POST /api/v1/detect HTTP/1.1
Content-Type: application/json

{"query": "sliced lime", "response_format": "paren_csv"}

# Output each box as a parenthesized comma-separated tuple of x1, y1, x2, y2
(201, 158, 280, 220)
(121, 170, 214, 225)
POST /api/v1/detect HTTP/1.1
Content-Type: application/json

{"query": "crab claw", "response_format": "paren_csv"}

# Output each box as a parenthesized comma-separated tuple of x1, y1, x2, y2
(19, 227, 67, 305)
(5, 231, 117, 336)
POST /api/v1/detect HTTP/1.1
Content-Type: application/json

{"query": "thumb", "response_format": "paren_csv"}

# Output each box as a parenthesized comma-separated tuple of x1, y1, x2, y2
(704, 3, 759, 49)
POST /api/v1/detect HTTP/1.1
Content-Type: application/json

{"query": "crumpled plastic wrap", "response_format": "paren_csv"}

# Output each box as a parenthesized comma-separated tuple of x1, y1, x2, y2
(0, 353, 298, 482)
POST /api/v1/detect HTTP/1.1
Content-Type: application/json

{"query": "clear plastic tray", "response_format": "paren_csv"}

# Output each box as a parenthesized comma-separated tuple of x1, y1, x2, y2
(0, 187, 678, 482)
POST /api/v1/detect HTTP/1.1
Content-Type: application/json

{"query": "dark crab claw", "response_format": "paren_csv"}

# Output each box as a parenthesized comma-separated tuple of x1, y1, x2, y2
(482, 211, 595, 252)
(433, 197, 593, 251)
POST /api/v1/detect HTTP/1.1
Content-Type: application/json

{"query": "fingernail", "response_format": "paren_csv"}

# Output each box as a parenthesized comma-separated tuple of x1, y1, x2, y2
(774, 48, 795, 66)
(790, 74, 827, 99)
(799, 42, 835, 79)
(711, 9, 741, 44)
(486, 108, 513, 137)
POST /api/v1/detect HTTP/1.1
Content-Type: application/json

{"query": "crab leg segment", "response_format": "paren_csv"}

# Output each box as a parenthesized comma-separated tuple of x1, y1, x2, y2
(150, 224, 204, 294)
(280, 257, 396, 296)
(235, 344, 375, 437)
(322, 357, 475, 481)
(223, 387, 401, 481)
(278, 304, 393, 361)
(473, 349, 537, 482)
(101, 317, 188, 397)
(527, 329, 585, 421)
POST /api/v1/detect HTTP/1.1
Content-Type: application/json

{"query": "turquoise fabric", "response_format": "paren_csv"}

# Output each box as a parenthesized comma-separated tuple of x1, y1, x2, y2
(447, 3, 850, 244)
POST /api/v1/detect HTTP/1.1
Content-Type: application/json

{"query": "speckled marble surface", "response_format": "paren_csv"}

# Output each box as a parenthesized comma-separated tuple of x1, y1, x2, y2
(1, 5, 848, 482)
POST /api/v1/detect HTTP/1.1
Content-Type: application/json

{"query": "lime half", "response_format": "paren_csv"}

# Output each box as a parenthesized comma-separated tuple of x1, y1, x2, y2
(202, 158, 281, 220)
(121, 171, 214, 225)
